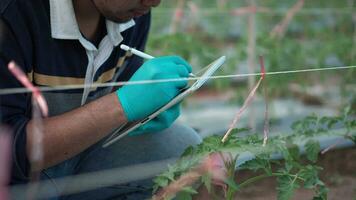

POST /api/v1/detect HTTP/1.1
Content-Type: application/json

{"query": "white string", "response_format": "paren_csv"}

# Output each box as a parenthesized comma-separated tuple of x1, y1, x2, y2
(0, 65, 354, 95)
(153, 8, 355, 14)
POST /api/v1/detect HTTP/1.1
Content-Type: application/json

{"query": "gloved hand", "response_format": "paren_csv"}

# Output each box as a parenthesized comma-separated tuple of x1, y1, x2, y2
(117, 56, 191, 122)
(128, 104, 180, 136)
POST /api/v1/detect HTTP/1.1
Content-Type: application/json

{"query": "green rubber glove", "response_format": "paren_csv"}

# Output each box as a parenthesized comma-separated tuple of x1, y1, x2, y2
(128, 104, 180, 136)
(117, 56, 191, 122)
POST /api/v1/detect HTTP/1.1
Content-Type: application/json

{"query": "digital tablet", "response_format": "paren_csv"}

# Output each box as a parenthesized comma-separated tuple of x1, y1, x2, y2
(102, 56, 226, 148)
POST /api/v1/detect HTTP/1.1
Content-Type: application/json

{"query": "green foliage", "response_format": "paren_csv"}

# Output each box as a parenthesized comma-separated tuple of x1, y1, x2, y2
(348, 135, 356, 144)
(201, 174, 212, 193)
(299, 165, 322, 189)
(305, 140, 321, 163)
(240, 154, 272, 175)
(313, 181, 328, 200)
(176, 191, 192, 200)
(149, 2, 355, 199)
(153, 109, 355, 199)
(180, 186, 198, 195)
(176, 187, 199, 200)
(146, 33, 219, 69)
(276, 174, 300, 200)
(150, 0, 355, 99)
(291, 114, 321, 136)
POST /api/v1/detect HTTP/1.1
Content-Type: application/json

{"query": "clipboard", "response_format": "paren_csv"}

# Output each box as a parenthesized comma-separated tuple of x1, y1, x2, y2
(102, 56, 226, 148)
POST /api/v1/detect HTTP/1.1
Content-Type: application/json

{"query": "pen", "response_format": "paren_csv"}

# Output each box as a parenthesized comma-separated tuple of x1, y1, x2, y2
(120, 44, 196, 77)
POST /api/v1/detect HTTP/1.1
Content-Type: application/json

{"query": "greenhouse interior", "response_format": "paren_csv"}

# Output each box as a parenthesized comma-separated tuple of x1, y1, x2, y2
(0, 0, 355, 199)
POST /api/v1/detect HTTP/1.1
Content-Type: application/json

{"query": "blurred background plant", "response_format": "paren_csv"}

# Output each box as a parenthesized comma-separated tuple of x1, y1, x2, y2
(146, 0, 355, 135)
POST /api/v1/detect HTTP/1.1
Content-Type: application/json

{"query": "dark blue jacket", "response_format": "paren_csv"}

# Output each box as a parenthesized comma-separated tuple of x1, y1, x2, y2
(0, 0, 150, 184)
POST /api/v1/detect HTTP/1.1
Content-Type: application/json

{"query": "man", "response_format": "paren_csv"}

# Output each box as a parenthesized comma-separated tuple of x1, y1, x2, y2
(0, 0, 201, 199)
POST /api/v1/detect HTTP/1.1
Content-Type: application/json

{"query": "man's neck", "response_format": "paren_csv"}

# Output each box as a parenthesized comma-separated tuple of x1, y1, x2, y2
(72, 0, 105, 43)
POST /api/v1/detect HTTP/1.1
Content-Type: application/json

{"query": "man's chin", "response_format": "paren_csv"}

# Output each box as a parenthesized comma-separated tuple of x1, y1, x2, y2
(106, 14, 134, 23)
(111, 12, 149, 23)
(109, 17, 132, 23)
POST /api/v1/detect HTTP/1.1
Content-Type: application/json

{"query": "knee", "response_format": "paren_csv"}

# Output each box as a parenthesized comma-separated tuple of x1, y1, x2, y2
(167, 123, 202, 145)
(154, 123, 202, 156)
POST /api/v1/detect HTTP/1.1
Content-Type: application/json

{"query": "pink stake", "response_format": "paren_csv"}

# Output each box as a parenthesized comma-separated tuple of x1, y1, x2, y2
(8, 61, 46, 199)
(153, 153, 231, 200)
(187, 2, 199, 14)
(259, 56, 266, 80)
(321, 139, 344, 154)
(259, 56, 269, 146)
(222, 77, 263, 143)
(8, 62, 48, 117)
(222, 56, 269, 144)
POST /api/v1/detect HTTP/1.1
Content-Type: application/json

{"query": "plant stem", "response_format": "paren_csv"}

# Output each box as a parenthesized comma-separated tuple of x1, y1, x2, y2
(238, 173, 304, 190)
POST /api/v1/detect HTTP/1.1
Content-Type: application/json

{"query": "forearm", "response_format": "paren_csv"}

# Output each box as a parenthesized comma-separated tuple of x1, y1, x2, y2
(26, 93, 127, 170)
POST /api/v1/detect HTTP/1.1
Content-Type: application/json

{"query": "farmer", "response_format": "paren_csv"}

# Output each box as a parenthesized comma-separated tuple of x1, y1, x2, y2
(0, 0, 201, 199)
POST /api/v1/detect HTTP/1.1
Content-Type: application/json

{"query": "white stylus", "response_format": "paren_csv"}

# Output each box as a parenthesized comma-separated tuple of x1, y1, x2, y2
(120, 44, 196, 77)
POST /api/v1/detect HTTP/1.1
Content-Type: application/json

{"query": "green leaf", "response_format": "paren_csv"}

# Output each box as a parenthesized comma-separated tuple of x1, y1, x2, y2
(277, 175, 300, 200)
(291, 120, 303, 132)
(159, 171, 175, 182)
(280, 142, 301, 172)
(200, 136, 223, 152)
(176, 191, 193, 200)
(313, 181, 328, 200)
(305, 140, 320, 162)
(229, 127, 250, 136)
(224, 177, 239, 191)
(342, 105, 352, 118)
(246, 134, 262, 144)
(287, 143, 300, 162)
(305, 114, 318, 124)
(152, 176, 169, 193)
(181, 186, 198, 195)
(299, 165, 322, 189)
(201, 174, 212, 193)
(286, 160, 303, 173)
(239, 156, 271, 174)
(344, 118, 356, 134)
(350, 120, 356, 128)
(181, 146, 195, 157)
(319, 116, 340, 129)
(327, 118, 340, 129)
(347, 135, 356, 144)
(291, 115, 319, 136)
(319, 117, 330, 125)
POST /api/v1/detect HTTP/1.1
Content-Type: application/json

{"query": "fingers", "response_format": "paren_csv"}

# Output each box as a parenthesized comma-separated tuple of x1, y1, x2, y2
(156, 103, 180, 126)
(151, 56, 192, 74)
(164, 56, 192, 73)
(158, 74, 188, 90)
(129, 103, 181, 136)
(155, 64, 189, 89)
(143, 104, 180, 131)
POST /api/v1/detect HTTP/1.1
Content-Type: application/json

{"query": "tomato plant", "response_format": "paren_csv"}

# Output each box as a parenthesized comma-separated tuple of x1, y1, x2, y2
(152, 107, 355, 200)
